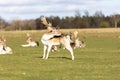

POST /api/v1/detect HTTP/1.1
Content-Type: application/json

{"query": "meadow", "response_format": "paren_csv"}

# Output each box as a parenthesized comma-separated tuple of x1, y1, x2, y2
(0, 28, 120, 80)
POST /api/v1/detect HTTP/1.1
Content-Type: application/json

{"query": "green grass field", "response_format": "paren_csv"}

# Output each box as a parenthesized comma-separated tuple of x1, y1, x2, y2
(0, 28, 120, 80)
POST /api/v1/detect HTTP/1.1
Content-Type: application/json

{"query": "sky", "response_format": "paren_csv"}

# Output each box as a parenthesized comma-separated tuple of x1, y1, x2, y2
(0, 0, 120, 21)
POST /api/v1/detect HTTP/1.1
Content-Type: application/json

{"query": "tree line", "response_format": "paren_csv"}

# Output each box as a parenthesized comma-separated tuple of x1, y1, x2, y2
(0, 11, 120, 30)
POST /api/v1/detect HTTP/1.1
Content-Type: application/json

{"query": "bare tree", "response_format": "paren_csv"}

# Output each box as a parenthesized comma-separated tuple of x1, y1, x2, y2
(75, 10, 81, 18)
(112, 14, 120, 28)
(84, 10, 89, 17)
(0, 17, 7, 30)
(11, 19, 21, 30)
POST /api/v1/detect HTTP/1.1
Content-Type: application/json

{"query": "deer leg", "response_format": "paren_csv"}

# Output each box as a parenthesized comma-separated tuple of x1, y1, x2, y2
(45, 45, 52, 59)
(43, 45, 47, 59)
(65, 45, 74, 60)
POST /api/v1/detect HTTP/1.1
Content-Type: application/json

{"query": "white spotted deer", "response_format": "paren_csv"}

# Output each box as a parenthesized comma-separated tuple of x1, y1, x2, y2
(41, 17, 74, 60)
(0, 36, 13, 55)
(70, 31, 86, 49)
(21, 33, 39, 47)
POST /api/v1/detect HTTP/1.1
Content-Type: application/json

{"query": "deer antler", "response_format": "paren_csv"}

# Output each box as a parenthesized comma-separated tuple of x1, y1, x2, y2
(73, 31, 78, 39)
(26, 33, 31, 37)
(41, 16, 61, 34)
(1, 35, 6, 42)
(41, 17, 56, 32)
(0, 35, 6, 46)
(41, 17, 52, 27)
(26, 33, 32, 40)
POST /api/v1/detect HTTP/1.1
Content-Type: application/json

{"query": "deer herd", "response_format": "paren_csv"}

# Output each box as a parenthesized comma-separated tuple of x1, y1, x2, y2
(0, 17, 86, 60)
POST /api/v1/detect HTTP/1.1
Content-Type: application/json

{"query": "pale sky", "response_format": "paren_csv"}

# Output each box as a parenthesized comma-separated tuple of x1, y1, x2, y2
(0, 0, 119, 20)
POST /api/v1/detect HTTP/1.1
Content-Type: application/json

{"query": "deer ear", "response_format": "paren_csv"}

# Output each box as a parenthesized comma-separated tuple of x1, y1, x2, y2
(1, 35, 6, 42)
(26, 33, 30, 37)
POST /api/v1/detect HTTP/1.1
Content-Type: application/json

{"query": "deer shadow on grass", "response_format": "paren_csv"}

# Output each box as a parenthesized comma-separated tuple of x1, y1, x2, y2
(36, 56, 71, 60)
(49, 57, 71, 60)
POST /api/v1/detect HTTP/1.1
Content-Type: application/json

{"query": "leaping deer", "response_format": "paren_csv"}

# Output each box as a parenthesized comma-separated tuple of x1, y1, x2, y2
(41, 17, 74, 60)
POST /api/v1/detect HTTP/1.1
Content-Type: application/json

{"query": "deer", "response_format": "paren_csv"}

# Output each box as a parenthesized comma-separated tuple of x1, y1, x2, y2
(41, 17, 74, 60)
(70, 31, 86, 49)
(0, 36, 13, 55)
(21, 33, 39, 47)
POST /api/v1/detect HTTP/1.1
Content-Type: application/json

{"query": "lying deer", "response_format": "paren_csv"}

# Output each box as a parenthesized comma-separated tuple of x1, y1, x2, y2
(21, 33, 39, 47)
(0, 36, 13, 55)
(70, 31, 86, 49)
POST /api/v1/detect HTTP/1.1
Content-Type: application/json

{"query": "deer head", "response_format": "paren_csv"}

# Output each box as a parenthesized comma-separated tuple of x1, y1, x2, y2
(26, 33, 32, 43)
(41, 17, 58, 32)
(0, 35, 6, 46)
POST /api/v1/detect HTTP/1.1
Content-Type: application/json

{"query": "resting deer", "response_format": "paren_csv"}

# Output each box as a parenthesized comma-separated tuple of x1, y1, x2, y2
(75, 38, 86, 48)
(0, 36, 13, 54)
(21, 33, 39, 47)
(69, 31, 86, 49)
(41, 17, 74, 60)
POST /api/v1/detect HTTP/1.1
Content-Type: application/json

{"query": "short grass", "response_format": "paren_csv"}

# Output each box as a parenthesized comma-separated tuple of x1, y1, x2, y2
(0, 28, 120, 80)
